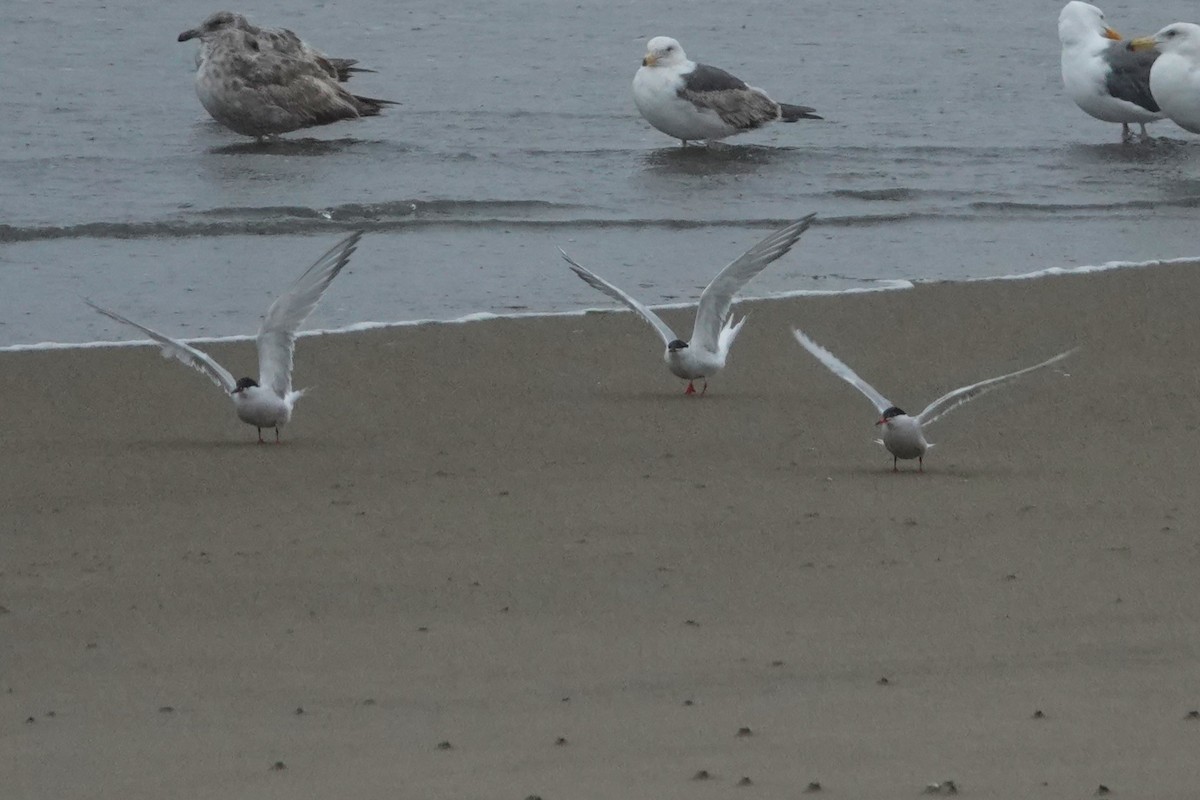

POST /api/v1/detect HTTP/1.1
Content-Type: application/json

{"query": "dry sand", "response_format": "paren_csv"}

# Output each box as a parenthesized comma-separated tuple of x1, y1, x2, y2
(4, 263, 1200, 799)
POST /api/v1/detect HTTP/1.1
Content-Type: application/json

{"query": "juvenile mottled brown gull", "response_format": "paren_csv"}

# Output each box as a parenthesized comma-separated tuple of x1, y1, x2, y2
(178, 11, 395, 139)
(1058, 2, 1162, 142)
(187, 11, 371, 82)
(632, 36, 821, 146)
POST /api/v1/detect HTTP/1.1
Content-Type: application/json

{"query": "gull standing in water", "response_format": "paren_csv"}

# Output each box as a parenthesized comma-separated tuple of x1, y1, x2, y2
(792, 329, 1076, 471)
(86, 232, 363, 443)
(632, 36, 821, 145)
(178, 11, 395, 139)
(560, 215, 816, 395)
(1058, 2, 1162, 142)
(1129, 23, 1200, 134)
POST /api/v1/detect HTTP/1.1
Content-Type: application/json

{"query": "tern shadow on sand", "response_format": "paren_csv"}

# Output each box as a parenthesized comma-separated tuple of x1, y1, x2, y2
(127, 438, 317, 451)
(816, 459, 1023, 480)
(586, 387, 760, 403)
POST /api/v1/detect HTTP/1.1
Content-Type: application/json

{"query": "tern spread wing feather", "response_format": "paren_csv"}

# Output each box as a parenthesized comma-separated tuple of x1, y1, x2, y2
(792, 328, 893, 414)
(917, 348, 1077, 427)
(559, 248, 678, 346)
(692, 214, 816, 353)
(257, 231, 362, 398)
(86, 300, 238, 394)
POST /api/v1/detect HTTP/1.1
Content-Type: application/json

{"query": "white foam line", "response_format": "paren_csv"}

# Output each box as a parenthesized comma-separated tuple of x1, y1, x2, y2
(1, 282, 917, 353)
(965, 255, 1200, 283)
(4, 258, 1195, 354)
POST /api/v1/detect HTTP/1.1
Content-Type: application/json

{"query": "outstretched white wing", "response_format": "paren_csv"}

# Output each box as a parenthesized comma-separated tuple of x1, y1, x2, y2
(917, 348, 1077, 427)
(559, 248, 678, 346)
(793, 328, 893, 414)
(86, 300, 238, 394)
(257, 231, 362, 398)
(692, 214, 816, 353)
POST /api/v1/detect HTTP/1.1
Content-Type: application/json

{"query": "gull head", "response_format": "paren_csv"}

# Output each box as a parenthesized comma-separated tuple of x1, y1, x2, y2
(1129, 23, 1200, 56)
(178, 10, 249, 42)
(232, 377, 259, 395)
(667, 339, 689, 353)
(876, 406, 906, 427)
(642, 36, 687, 68)
(1058, 2, 1120, 46)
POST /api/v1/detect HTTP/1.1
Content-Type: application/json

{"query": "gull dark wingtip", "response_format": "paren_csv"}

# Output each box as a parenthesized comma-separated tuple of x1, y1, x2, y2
(779, 103, 823, 122)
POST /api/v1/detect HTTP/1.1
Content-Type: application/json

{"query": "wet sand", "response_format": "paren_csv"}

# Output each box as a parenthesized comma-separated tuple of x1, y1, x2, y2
(4, 263, 1200, 799)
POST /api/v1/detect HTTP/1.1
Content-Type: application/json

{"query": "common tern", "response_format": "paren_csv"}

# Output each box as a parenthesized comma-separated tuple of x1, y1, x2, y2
(561, 215, 816, 394)
(792, 328, 1076, 471)
(87, 231, 362, 443)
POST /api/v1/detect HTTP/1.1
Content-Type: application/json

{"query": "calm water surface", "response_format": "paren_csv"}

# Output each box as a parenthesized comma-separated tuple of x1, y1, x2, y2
(3, 0, 1200, 346)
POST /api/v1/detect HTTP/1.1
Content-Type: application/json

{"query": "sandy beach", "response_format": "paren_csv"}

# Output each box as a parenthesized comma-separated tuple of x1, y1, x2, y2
(4, 262, 1200, 799)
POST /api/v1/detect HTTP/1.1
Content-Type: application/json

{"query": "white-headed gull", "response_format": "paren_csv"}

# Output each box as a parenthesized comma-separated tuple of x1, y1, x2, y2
(632, 36, 821, 146)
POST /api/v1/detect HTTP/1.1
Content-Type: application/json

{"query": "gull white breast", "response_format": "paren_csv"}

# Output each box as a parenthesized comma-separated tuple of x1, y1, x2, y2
(632, 36, 820, 145)
(1058, 1, 1162, 142)
(1129, 23, 1200, 134)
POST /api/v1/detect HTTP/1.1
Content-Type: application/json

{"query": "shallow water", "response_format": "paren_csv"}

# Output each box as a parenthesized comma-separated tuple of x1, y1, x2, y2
(2, 0, 1199, 346)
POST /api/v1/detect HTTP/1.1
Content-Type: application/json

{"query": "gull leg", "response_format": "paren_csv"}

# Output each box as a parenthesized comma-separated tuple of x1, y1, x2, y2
(257, 427, 265, 444)
(275, 427, 281, 444)
(1139, 123, 1153, 141)
(919, 455, 924, 473)
(1121, 123, 1133, 143)
(685, 381, 696, 395)
(700, 378, 708, 396)
(892, 455, 898, 473)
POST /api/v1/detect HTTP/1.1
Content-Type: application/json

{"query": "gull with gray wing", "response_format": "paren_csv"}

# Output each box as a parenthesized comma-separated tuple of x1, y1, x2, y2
(632, 36, 821, 145)
(1058, 1, 1162, 142)
(1129, 23, 1200, 134)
